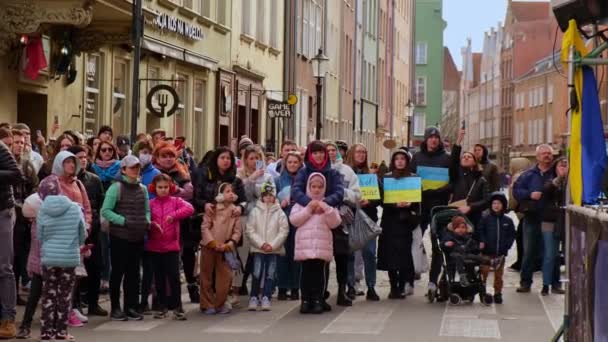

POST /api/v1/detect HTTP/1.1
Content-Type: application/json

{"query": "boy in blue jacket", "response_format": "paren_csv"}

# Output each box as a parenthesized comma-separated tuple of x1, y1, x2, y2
(478, 192, 516, 304)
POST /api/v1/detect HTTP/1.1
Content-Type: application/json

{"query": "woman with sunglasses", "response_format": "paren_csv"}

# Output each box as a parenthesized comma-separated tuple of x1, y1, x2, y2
(91, 142, 121, 191)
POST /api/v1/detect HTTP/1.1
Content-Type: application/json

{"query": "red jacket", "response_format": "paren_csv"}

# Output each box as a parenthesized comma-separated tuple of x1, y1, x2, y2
(146, 195, 194, 253)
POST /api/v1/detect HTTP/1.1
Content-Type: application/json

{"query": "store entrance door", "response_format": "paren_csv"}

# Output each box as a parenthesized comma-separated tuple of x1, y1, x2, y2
(18, 92, 47, 135)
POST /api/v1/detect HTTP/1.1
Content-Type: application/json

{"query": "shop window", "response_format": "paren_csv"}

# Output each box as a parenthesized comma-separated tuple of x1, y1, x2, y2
(84, 53, 103, 137)
(112, 58, 129, 135)
(174, 73, 189, 138)
(194, 79, 206, 158)
(146, 66, 161, 132)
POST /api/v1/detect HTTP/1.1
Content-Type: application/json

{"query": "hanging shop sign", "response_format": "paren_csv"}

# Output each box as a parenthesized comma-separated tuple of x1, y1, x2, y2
(153, 13, 203, 41)
(146, 84, 180, 118)
(267, 100, 292, 119)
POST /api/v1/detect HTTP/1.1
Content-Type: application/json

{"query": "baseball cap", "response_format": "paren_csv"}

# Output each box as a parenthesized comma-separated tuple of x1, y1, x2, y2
(121, 155, 140, 168)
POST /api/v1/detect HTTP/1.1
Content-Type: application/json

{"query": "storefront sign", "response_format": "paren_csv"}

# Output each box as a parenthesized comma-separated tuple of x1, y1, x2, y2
(146, 84, 180, 118)
(267, 100, 292, 119)
(153, 13, 203, 41)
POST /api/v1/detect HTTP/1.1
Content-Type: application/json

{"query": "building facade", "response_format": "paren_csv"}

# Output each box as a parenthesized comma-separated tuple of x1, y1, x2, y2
(360, 0, 379, 162)
(339, 0, 356, 146)
(413, 0, 445, 144)
(441, 47, 460, 145)
(478, 25, 502, 163)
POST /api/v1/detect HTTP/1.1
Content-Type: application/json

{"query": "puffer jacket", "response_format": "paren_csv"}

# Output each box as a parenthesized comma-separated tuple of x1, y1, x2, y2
(274, 167, 299, 217)
(147, 195, 194, 253)
(0, 141, 23, 211)
(477, 193, 515, 256)
(292, 143, 344, 208)
(246, 199, 289, 255)
(194, 166, 247, 214)
(156, 165, 193, 200)
(37, 195, 86, 268)
(201, 203, 242, 248)
(290, 173, 342, 262)
(331, 159, 361, 207)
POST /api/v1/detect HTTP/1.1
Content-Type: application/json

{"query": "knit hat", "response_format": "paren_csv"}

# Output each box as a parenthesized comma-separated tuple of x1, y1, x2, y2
(120, 155, 140, 168)
(424, 126, 441, 141)
(238, 137, 254, 152)
(450, 216, 467, 231)
(260, 181, 276, 197)
(133, 140, 154, 156)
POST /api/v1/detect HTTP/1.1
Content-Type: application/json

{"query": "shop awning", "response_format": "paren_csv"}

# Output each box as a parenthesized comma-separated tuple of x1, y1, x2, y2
(142, 36, 218, 71)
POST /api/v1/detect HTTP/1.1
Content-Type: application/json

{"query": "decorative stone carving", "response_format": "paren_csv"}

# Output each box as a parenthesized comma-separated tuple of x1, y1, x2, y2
(0, 0, 95, 55)
(73, 28, 131, 53)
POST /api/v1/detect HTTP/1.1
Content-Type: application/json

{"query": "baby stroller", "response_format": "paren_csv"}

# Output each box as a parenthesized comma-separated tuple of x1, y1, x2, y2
(426, 206, 492, 306)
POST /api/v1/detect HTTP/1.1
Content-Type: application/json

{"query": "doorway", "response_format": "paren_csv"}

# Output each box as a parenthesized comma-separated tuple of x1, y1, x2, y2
(18, 92, 47, 135)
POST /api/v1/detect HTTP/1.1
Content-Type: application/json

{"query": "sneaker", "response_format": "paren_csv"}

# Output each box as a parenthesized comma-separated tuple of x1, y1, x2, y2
(39, 333, 53, 342)
(290, 289, 300, 301)
(229, 294, 240, 308)
(217, 304, 232, 314)
(541, 286, 549, 296)
(139, 303, 154, 316)
(153, 310, 168, 319)
(428, 282, 437, 292)
(277, 289, 288, 301)
(516, 286, 531, 293)
(494, 293, 503, 304)
(366, 288, 380, 301)
(126, 309, 144, 321)
(88, 305, 108, 317)
(404, 284, 414, 296)
(203, 308, 216, 315)
(173, 309, 187, 321)
(552, 286, 566, 295)
(261, 296, 271, 311)
(0, 320, 16, 339)
(68, 311, 84, 327)
(16, 325, 30, 339)
(72, 308, 88, 323)
(346, 286, 356, 300)
(55, 333, 76, 341)
(111, 309, 128, 321)
(248, 297, 259, 311)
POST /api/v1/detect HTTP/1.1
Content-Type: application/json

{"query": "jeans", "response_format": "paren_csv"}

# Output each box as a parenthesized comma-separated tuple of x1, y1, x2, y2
(277, 226, 300, 290)
(250, 254, 278, 299)
(521, 217, 543, 287)
(109, 236, 143, 312)
(0, 208, 16, 320)
(19, 274, 42, 328)
(150, 251, 182, 311)
(361, 238, 377, 288)
(542, 230, 561, 287)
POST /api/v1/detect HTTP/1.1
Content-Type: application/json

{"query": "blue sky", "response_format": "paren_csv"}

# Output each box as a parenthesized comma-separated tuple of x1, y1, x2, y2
(443, 0, 549, 70)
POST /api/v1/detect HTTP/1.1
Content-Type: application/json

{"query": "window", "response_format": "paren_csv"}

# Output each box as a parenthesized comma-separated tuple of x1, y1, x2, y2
(315, 3, 322, 56)
(193, 79, 206, 158)
(174, 73, 189, 138)
(302, 0, 309, 56)
(547, 115, 553, 143)
(296, 0, 302, 54)
(538, 119, 544, 143)
(416, 42, 427, 64)
(217, 0, 228, 25)
(242, 0, 252, 35)
(415, 76, 426, 105)
(529, 90, 533, 107)
(413, 111, 426, 136)
(84, 54, 103, 137)
(528, 120, 533, 145)
(112, 58, 129, 135)
(201, 0, 210, 17)
(514, 122, 519, 145)
(539, 87, 544, 105)
(548, 84, 554, 103)
(256, 0, 266, 43)
(270, 0, 279, 48)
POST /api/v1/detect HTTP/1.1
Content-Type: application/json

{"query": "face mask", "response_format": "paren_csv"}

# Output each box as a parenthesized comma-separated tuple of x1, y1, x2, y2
(139, 153, 152, 166)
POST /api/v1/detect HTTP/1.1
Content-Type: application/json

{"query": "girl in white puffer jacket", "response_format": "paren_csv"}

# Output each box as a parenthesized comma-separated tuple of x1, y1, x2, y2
(245, 182, 289, 311)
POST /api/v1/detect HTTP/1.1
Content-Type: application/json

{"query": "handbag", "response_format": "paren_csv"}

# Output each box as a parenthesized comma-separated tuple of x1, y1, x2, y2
(449, 180, 477, 208)
(349, 208, 382, 252)
(411, 226, 430, 274)
(223, 250, 242, 271)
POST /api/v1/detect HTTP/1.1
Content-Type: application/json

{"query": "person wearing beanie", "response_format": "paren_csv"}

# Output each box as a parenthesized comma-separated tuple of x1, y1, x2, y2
(245, 181, 289, 311)
(101, 154, 150, 322)
(474, 144, 500, 192)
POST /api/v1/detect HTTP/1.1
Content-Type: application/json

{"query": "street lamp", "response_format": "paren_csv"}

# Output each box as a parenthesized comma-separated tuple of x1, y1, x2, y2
(406, 100, 415, 148)
(312, 49, 329, 140)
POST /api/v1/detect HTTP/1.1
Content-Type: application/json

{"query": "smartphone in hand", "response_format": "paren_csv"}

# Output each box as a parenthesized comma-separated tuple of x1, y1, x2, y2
(256, 160, 264, 170)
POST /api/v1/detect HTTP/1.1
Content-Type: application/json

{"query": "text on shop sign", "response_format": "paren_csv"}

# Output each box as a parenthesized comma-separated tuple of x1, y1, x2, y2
(154, 13, 203, 41)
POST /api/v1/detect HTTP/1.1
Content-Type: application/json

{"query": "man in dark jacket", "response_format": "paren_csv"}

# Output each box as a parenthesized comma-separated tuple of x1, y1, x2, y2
(474, 144, 501, 193)
(513, 144, 555, 293)
(68, 145, 108, 316)
(0, 140, 24, 338)
(409, 126, 451, 293)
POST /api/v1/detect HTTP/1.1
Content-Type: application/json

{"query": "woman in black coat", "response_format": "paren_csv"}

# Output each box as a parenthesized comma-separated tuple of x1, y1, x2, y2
(449, 144, 490, 230)
(378, 149, 421, 299)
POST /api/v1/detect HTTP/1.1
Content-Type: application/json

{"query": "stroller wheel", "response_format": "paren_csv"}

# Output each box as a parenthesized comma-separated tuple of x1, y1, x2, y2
(427, 289, 436, 303)
(481, 293, 493, 306)
(449, 294, 461, 305)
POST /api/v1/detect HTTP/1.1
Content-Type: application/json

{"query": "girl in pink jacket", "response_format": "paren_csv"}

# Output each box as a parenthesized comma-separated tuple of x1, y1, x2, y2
(147, 174, 194, 321)
(289, 173, 341, 315)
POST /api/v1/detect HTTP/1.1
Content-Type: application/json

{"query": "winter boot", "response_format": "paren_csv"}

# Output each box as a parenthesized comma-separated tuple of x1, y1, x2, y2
(277, 288, 288, 301)
(337, 285, 353, 306)
(187, 283, 200, 303)
(0, 320, 16, 339)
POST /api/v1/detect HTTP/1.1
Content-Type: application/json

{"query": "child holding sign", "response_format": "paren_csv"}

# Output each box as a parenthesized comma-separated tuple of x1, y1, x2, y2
(378, 149, 421, 299)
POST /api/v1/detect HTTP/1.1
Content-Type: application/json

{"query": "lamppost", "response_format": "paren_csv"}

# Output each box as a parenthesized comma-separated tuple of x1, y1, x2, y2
(405, 100, 415, 148)
(312, 49, 329, 140)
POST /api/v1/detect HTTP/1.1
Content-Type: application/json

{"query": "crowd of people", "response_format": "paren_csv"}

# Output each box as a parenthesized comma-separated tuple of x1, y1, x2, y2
(0, 122, 567, 340)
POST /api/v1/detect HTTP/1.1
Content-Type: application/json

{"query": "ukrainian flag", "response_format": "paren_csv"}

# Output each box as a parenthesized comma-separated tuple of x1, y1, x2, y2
(561, 19, 607, 205)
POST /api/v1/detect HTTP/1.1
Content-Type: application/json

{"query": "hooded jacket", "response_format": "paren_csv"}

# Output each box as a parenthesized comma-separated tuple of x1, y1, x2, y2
(475, 144, 501, 193)
(409, 128, 452, 216)
(36, 195, 86, 268)
(50, 151, 92, 228)
(0, 141, 23, 211)
(147, 195, 194, 253)
(331, 159, 361, 207)
(290, 173, 342, 262)
(201, 202, 242, 249)
(477, 193, 516, 256)
(246, 192, 289, 255)
(292, 142, 345, 208)
(440, 218, 479, 255)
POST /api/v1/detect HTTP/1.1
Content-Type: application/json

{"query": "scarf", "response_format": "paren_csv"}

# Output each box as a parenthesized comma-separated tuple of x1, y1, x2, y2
(307, 149, 328, 171)
(95, 158, 117, 168)
(92, 160, 121, 182)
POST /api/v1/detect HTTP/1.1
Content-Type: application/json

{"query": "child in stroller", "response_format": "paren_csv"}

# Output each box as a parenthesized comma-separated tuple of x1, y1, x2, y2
(442, 216, 503, 286)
